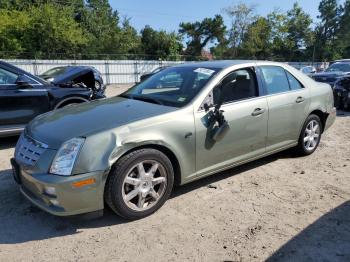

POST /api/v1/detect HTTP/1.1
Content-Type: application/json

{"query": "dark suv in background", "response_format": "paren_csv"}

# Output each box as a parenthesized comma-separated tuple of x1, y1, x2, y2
(311, 61, 350, 86)
(0, 61, 105, 137)
(39, 66, 105, 91)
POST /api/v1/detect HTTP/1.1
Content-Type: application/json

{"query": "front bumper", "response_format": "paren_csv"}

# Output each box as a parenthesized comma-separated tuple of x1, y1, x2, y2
(324, 107, 336, 132)
(11, 158, 106, 216)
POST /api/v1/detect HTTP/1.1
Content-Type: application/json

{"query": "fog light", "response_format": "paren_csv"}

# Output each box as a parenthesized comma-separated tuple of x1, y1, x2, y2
(49, 199, 60, 206)
(44, 186, 56, 197)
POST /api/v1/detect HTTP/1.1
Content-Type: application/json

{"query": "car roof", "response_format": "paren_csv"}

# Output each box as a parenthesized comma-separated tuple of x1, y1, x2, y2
(174, 60, 286, 69)
(0, 60, 47, 84)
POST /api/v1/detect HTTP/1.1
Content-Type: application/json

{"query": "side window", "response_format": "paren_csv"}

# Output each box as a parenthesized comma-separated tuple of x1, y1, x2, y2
(0, 68, 18, 85)
(218, 68, 258, 104)
(260, 66, 290, 95)
(286, 71, 303, 90)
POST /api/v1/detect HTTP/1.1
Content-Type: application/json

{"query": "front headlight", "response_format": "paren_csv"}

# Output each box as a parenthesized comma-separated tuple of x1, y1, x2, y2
(50, 137, 85, 176)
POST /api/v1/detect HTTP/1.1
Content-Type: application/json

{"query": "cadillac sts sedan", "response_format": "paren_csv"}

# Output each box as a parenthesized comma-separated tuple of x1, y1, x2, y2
(11, 61, 336, 220)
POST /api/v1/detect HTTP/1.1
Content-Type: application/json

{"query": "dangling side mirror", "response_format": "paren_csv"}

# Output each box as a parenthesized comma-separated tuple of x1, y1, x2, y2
(15, 75, 32, 88)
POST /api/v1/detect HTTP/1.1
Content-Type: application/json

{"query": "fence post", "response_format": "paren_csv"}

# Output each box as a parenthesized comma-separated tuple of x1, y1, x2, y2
(105, 60, 110, 85)
(134, 60, 139, 83)
(33, 60, 38, 75)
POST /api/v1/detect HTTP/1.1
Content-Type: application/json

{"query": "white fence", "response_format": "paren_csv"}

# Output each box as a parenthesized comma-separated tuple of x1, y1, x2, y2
(4, 59, 323, 84)
(5, 59, 183, 84)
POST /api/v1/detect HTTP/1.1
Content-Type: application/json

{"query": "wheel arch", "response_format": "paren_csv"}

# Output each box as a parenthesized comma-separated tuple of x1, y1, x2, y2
(54, 96, 89, 109)
(109, 144, 182, 186)
(308, 109, 329, 133)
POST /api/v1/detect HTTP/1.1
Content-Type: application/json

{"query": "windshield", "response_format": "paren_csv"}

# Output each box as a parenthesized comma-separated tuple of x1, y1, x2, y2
(121, 66, 220, 107)
(325, 63, 350, 73)
(41, 67, 68, 77)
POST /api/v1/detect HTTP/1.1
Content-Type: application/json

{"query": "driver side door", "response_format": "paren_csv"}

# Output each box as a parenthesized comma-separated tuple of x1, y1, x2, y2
(193, 67, 268, 178)
(0, 66, 50, 131)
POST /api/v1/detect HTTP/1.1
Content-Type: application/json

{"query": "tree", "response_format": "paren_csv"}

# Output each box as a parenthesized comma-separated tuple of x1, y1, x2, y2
(336, 0, 350, 58)
(285, 2, 313, 61)
(179, 15, 226, 59)
(0, 4, 88, 58)
(314, 0, 341, 60)
(240, 17, 271, 59)
(222, 2, 256, 57)
(266, 10, 291, 61)
(24, 4, 89, 58)
(141, 25, 182, 60)
(0, 9, 30, 57)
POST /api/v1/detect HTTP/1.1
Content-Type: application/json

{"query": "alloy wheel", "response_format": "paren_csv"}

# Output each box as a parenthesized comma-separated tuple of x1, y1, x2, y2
(121, 160, 167, 212)
(303, 120, 321, 151)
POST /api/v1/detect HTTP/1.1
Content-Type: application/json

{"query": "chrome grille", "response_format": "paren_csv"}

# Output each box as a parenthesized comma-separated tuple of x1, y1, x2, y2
(15, 134, 47, 166)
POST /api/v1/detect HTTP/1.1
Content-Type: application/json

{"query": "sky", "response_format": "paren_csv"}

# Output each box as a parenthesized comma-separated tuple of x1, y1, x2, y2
(110, 0, 323, 32)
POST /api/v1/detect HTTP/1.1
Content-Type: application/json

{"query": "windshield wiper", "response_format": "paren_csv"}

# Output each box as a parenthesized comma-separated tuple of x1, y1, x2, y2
(119, 94, 164, 105)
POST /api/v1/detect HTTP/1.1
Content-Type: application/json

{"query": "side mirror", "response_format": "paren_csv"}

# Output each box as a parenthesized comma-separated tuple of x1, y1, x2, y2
(212, 121, 230, 142)
(16, 75, 31, 88)
(201, 106, 230, 142)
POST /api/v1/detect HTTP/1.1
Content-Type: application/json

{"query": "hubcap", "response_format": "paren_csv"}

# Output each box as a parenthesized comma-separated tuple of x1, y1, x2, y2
(303, 120, 320, 151)
(122, 160, 167, 212)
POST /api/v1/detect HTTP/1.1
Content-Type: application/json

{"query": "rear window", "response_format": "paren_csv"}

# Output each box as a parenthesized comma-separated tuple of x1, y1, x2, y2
(260, 66, 290, 95)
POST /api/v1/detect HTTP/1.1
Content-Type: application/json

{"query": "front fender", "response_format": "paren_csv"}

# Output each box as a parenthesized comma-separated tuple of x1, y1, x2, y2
(72, 109, 196, 184)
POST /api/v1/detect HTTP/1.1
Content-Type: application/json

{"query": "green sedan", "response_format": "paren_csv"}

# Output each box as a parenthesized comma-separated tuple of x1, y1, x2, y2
(11, 61, 336, 220)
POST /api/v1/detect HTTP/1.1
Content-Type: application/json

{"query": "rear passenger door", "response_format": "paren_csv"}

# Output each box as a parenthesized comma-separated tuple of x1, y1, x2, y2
(259, 66, 310, 152)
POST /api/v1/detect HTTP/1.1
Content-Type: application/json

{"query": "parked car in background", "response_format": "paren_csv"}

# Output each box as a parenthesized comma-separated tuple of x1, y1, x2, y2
(330, 59, 350, 65)
(139, 66, 168, 82)
(300, 66, 316, 76)
(333, 75, 350, 110)
(39, 66, 105, 92)
(0, 61, 105, 137)
(311, 61, 350, 86)
(11, 61, 336, 220)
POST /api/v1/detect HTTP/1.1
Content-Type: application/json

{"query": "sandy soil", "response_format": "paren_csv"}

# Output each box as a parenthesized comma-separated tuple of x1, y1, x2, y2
(0, 85, 349, 262)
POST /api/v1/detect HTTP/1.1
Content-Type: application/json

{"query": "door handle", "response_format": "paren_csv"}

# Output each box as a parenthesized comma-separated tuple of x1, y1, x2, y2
(251, 108, 265, 116)
(296, 96, 305, 103)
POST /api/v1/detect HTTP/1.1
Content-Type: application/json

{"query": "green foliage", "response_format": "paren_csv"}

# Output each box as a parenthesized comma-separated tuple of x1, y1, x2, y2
(141, 26, 182, 60)
(0, 0, 182, 60)
(336, 0, 350, 58)
(315, 0, 341, 60)
(285, 2, 313, 60)
(0, 0, 350, 61)
(240, 17, 271, 59)
(179, 15, 226, 59)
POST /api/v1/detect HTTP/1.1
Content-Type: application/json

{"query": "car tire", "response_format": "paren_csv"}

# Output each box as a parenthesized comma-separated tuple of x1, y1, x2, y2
(295, 114, 322, 156)
(105, 149, 174, 220)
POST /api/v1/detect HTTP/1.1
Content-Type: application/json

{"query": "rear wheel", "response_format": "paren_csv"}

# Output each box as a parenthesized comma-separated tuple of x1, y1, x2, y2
(105, 149, 174, 220)
(295, 114, 322, 156)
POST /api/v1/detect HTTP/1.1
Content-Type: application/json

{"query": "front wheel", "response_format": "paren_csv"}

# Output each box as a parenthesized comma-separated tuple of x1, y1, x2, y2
(105, 149, 174, 220)
(295, 114, 322, 156)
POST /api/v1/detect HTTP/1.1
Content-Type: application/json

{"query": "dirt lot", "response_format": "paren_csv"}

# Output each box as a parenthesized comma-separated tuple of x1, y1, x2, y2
(0, 85, 349, 262)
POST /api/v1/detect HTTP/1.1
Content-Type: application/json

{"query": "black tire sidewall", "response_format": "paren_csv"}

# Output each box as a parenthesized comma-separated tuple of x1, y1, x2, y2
(107, 149, 174, 220)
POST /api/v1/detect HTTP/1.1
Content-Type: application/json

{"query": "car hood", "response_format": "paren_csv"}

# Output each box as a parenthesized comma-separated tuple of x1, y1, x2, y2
(27, 97, 177, 149)
(51, 67, 95, 87)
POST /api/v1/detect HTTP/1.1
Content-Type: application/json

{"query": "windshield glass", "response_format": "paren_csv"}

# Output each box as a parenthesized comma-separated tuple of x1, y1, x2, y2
(121, 66, 220, 107)
(325, 63, 350, 73)
(41, 67, 68, 77)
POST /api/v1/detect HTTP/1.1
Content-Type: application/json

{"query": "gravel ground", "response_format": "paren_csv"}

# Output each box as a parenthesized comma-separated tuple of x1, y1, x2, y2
(0, 85, 349, 262)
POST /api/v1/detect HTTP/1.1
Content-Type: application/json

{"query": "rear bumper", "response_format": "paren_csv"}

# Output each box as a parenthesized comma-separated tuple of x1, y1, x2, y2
(12, 158, 106, 216)
(324, 107, 336, 132)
